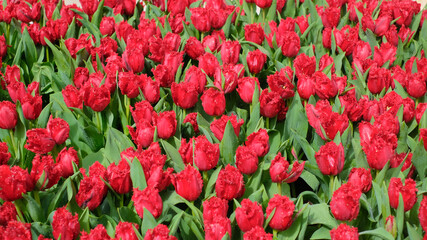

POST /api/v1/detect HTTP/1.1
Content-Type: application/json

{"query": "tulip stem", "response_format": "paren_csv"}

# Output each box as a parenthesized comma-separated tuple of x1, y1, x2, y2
(273, 229, 278, 239)
(329, 175, 334, 199)
(95, 111, 102, 133)
(124, 96, 130, 122)
(277, 182, 282, 195)
(8, 129, 18, 164)
(266, 117, 270, 129)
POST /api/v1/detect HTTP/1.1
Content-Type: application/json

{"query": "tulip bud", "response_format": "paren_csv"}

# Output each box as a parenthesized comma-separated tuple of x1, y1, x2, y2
(235, 199, 264, 232)
(215, 165, 245, 200)
(47, 117, 70, 145)
(132, 187, 163, 219)
(330, 224, 359, 240)
(266, 195, 295, 231)
(56, 147, 79, 178)
(172, 165, 203, 201)
(0, 101, 17, 129)
(52, 207, 80, 240)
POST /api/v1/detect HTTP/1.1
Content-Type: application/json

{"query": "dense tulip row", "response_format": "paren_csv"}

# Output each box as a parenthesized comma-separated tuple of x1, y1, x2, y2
(0, 0, 427, 239)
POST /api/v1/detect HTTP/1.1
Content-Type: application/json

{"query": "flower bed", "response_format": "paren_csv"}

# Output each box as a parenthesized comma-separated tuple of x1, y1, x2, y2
(0, 0, 427, 239)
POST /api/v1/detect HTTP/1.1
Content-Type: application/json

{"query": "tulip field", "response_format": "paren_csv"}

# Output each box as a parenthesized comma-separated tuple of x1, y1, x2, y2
(1, 0, 427, 239)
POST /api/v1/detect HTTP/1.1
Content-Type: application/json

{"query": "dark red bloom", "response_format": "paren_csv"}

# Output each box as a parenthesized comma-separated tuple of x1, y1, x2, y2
(235, 199, 264, 232)
(145, 224, 177, 240)
(130, 100, 154, 125)
(132, 187, 163, 219)
(245, 129, 269, 157)
(115, 222, 139, 240)
(360, 122, 397, 170)
(80, 224, 111, 240)
(0, 101, 17, 130)
(56, 147, 79, 178)
(25, 129, 56, 154)
(237, 77, 260, 104)
(260, 89, 282, 118)
(194, 135, 220, 171)
(128, 120, 155, 150)
(171, 81, 199, 109)
(52, 207, 80, 240)
(330, 183, 361, 221)
(62, 85, 83, 109)
(315, 142, 345, 176)
(76, 168, 107, 210)
(270, 152, 304, 183)
(330, 224, 359, 240)
(367, 66, 392, 94)
(247, 50, 267, 74)
(306, 100, 349, 141)
(244, 23, 264, 45)
(100, 17, 115, 36)
(319, 6, 341, 28)
(118, 72, 142, 99)
(31, 154, 62, 189)
(0, 202, 17, 226)
(191, 8, 211, 32)
(313, 71, 338, 99)
(0, 165, 33, 201)
(347, 168, 372, 193)
(79, 0, 99, 16)
(82, 83, 111, 112)
(243, 226, 273, 240)
(198, 52, 220, 77)
(235, 145, 259, 175)
(203, 196, 229, 224)
(205, 217, 232, 240)
(221, 41, 241, 65)
(140, 75, 160, 104)
(21, 93, 42, 120)
(153, 111, 177, 140)
(183, 112, 199, 133)
(419, 195, 427, 232)
(210, 114, 243, 141)
(107, 159, 132, 194)
(185, 37, 205, 60)
(0, 142, 10, 166)
(267, 67, 294, 99)
(215, 165, 245, 200)
(2, 220, 32, 240)
(293, 53, 316, 78)
(172, 165, 203, 201)
(388, 177, 417, 212)
(280, 31, 300, 57)
(266, 195, 295, 231)
(47, 117, 70, 145)
(201, 88, 226, 116)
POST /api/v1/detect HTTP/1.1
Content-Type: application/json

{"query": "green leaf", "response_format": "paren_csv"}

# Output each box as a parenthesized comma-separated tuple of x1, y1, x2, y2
(130, 158, 147, 190)
(82, 149, 105, 170)
(300, 171, 319, 190)
(205, 167, 221, 198)
(359, 228, 395, 240)
(246, 102, 260, 137)
(104, 127, 134, 164)
(307, 203, 338, 229)
(141, 208, 158, 235)
(407, 222, 423, 240)
(91, 0, 105, 26)
(310, 227, 331, 239)
(118, 207, 142, 225)
(219, 121, 239, 166)
(410, 140, 427, 178)
(161, 139, 185, 172)
(36, 103, 52, 128)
